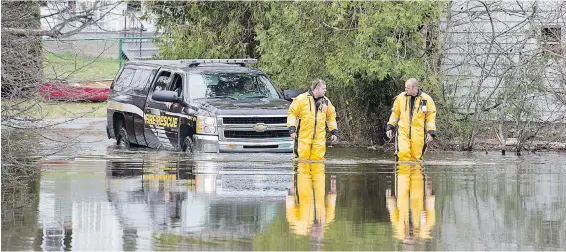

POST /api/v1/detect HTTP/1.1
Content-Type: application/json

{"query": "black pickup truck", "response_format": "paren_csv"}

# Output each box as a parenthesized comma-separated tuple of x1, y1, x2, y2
(106, 59, 301, 153)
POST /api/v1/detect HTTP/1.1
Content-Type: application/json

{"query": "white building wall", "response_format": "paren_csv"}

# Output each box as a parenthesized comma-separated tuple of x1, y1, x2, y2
(40, 0, 156, 34)
(440, 0, 566, 122)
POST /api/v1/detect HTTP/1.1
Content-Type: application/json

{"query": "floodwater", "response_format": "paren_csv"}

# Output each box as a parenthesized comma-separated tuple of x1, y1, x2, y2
(1, 119, 566, 250)
(3, 148, 566, 251)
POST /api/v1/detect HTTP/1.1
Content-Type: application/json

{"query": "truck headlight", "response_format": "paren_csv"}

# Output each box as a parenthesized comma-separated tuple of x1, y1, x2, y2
(196, 116, 217, 135)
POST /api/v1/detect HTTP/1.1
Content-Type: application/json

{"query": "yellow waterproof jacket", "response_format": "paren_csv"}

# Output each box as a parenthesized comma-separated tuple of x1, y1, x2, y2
(287, 91, 338, 145)
(387, 91, 437, 139)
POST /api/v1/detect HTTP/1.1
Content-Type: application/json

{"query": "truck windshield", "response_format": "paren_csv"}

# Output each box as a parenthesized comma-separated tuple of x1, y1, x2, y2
(189, 73, 281, 100)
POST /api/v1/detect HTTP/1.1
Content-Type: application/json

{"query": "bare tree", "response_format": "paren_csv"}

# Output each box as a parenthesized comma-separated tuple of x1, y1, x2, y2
(2, 1, 122, 38)
(1, 0, 123, 184)
(440, 0, 566, 153)
(2, 0, 121, 98)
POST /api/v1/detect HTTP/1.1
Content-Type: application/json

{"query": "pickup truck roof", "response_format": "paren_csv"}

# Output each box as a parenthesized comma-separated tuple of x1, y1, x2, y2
(124, 60, 265, 75)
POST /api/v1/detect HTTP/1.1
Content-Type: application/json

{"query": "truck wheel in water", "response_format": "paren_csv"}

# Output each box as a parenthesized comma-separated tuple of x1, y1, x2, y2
(117, 127, 130, 148)
(182, 136, 194, 153)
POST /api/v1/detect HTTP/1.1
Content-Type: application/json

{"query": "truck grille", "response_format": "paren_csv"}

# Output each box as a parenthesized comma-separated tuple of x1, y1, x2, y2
(224, 130, 289, 138)
(222, 117, 286, 124)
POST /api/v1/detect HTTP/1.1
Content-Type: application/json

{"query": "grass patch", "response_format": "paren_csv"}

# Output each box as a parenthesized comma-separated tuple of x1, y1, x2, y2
(2, 100, 107, 119)
(43, 51, 120, 82)
(39, 101, 107, 118)
(5, 51, 117, 120)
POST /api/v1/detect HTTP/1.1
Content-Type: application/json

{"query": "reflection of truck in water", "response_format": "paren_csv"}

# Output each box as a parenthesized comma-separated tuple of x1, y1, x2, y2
(105, 158, 292, 249)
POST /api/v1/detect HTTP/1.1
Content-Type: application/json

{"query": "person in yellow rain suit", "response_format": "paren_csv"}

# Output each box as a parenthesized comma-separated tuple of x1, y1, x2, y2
(287, 79, 338, 161)
(286, 162, 337, 239)
(386, 78, 437, 162)
(386, 163, 436, 242)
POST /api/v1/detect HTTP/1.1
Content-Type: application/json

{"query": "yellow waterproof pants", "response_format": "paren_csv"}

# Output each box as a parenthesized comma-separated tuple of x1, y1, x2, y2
(396, 131, 427, 162)
(295, 140, 326, 161)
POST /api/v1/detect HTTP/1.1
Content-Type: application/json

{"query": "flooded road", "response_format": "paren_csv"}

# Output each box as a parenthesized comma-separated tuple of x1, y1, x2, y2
(2, 119, 566, 250)
(3, 148, 566, 251)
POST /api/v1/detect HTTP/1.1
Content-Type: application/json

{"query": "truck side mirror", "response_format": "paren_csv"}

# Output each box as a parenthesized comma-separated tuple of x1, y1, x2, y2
(152, 90, 182, 103)
(283, 89, 303, 101)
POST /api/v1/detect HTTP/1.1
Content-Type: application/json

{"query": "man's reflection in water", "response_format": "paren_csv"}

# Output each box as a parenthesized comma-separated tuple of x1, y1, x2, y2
(286, 162, 337, 241)
(386, 163, 435, 244)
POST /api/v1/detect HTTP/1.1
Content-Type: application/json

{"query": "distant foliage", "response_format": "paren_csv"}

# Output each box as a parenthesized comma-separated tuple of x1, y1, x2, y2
(144, 1, 446, 145)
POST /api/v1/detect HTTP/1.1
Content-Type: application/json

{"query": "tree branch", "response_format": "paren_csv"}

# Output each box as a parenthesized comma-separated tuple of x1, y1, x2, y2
(453, 101, 503, 115)
(321, 21, 358, 31)
(2, 27, 60, 37)
(2, 1, 121, 38)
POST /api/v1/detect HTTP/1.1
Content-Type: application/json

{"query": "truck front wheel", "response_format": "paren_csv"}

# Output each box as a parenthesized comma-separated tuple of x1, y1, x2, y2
(182, 136, 194, 153)
(117, 127, 130, 148)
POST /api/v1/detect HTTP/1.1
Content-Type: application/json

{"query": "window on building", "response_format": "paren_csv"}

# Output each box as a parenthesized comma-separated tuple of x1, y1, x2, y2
(67, 0, 76, 11)
(127, 1, 142, 12)
(541, 26, 562, 55)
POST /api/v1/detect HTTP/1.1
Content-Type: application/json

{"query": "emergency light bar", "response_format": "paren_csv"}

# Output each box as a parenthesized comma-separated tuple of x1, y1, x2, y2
(182, 59, 258, 67)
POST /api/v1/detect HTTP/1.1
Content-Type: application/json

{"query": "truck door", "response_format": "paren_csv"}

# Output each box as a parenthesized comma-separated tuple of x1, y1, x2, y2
(144, 69, 185, 150)
(129, 67, 157, 146)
